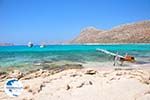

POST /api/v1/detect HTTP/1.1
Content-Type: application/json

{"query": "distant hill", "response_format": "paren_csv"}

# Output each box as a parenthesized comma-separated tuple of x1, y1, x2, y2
(0, 43, 14, 46)
(71, 21, 150, 43)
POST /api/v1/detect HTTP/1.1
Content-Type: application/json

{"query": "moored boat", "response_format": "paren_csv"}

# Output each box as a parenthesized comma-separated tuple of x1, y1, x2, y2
(28, 42, 33, 47)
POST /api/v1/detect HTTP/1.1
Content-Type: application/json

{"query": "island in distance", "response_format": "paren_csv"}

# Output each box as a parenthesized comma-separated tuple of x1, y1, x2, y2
(71, 20, 150, 43)
(0, 43, 14, 46)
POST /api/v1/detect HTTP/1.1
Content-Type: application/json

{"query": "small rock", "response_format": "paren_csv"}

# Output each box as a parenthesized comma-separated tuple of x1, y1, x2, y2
(24, 85, 30, 90)
(109, 78, 115, 81)
(8, 70, 24, 79)
(76, 81, 93, 88)
(84, 81, 93, 85)
(70, 74, 81, 77)
(76, 83, 84, 88)
(0, 74, 7, 79)
(28, 89, 33, 93)
(70, 74, 78, 77)
(38, 84, 45, 93)
(85, 69, 97, 75)
(41, 70, 50, 77)
(89, 81, 93, 85)
(116, 73, 122, 76)
(66, 84, 71, 90)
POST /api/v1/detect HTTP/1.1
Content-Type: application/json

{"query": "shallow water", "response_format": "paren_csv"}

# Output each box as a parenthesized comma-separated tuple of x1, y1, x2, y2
(0, 44, 150, 68)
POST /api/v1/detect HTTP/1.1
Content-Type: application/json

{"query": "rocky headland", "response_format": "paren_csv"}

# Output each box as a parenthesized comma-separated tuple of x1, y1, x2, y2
(71, 20, 150, 43)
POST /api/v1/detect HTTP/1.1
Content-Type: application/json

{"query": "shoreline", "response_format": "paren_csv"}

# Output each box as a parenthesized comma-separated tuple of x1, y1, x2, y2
(1, 60, 149, 73)
(0, 43, 150, 46)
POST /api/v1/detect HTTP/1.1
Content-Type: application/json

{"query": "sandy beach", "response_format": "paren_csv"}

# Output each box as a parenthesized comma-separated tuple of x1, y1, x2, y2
(0, 62, 150, 100)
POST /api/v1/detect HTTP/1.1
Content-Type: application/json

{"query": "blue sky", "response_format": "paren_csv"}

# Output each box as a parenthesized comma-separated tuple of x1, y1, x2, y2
(0, 0, 150, 44)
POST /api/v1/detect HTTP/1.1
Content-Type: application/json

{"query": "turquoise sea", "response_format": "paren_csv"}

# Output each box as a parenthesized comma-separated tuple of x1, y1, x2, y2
(0, 44, 150, 68)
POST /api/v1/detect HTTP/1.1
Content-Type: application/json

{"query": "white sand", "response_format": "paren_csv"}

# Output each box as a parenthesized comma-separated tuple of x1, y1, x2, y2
(0, 63, 150, 100)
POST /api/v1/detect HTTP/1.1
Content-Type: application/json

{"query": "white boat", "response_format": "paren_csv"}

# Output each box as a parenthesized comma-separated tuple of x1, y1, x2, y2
(40, 45, 44, 48)
(40, 43, 45, 48)
(28, 42, 33, 48)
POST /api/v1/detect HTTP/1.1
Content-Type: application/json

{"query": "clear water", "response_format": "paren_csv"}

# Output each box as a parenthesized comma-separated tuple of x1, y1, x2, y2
(0, 44, 150, 68)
